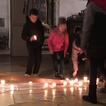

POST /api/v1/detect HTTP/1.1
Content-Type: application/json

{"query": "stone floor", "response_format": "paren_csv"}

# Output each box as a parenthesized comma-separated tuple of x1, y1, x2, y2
(0, 55, 106, 106)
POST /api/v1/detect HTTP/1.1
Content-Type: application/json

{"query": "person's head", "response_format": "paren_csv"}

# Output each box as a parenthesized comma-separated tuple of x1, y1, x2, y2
(58, 17, 67, 33)
(75, 27, 82, 35)
(29, 8, 39, 23)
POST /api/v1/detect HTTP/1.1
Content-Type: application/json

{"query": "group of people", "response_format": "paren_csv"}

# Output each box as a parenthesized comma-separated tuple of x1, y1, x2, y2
(21, 0, 106, 104)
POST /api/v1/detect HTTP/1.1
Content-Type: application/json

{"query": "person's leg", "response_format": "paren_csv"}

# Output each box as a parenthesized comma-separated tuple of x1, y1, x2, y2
(52, 52, 59, 77)
(83, 59, 97, 104)
(72, 52, 79, 77)
(33, 47, 42, 75)
(59, 51, 64, 78)
(25, 46, 35, 76)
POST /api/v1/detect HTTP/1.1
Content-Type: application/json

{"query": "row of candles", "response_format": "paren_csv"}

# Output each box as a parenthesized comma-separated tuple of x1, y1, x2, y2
(0, 77, 99, 91)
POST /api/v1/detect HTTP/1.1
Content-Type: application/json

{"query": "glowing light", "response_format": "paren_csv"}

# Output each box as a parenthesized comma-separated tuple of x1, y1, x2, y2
(66, 78, 70, 81)
(52, 82, 56, 88)
(29, 81, 33, 85)
(63, 81, 67, 86)
(1, 80, 5, 85)
(69, 80, 74, 86)
(34, 35, 37, 40)
(96, 78, 99, 84)
(44, 83, 49, 88)
(83, 77, 88, 82)
(10, 85, 14, 91)
(78, 81, 83, 87)
(74, 78, 78, 83)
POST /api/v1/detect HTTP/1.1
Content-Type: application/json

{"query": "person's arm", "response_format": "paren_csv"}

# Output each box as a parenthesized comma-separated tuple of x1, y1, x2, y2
(48, 32, 54, 54)
(21, 24, 30, 41)
(64, 33, 69, 57)
(81, 2, 96, 50)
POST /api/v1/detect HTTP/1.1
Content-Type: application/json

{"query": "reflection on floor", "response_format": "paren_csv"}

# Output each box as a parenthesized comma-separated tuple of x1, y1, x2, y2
(0, 55, 106, 106)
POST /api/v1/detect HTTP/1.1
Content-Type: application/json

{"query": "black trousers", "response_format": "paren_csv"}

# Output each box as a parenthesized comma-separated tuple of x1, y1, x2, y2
(88, 58, 106, 98)
(52, 51, 64, 75)
(26, 45, 42, 75)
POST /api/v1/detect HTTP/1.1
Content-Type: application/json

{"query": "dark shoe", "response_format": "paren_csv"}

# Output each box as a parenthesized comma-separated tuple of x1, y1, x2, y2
(83, 95, 97, 104)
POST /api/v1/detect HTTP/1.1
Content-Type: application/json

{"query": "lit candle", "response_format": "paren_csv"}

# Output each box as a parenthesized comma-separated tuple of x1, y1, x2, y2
(29, 81, 33, 85)
(44, 83, 49, 88)
(52, 82, 56, 88)
(78, 81, 83, 87)
(69, 80, 74, 86)
(83, 77, 88, 82)
(34, 35, 37, 40)
(63, 81, 67, 86)
(74, 78, 78, 83)
(1, 80, 5, 85)
(96, 78, 99, 84)
(10, 85, 14, 91)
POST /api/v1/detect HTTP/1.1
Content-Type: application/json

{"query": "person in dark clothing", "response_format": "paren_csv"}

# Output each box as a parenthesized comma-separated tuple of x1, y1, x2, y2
(22, 8, 44, 77)
(81, 0, 106, 104)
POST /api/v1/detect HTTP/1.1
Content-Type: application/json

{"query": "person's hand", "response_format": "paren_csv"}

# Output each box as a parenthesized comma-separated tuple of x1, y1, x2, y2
(30, 35, 37, 42)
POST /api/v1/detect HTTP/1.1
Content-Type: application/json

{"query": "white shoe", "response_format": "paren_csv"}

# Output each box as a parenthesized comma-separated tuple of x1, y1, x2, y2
(24, 74, 30, 77)
(33, 74, 39, 77)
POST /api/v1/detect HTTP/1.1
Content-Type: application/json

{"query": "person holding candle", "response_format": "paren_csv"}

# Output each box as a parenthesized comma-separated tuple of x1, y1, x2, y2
(81, 0, 106, 104)
(48, 17, 69, 79)
(22, 8, 44, 77)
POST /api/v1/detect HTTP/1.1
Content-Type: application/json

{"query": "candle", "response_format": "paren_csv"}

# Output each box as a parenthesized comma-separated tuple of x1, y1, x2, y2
(78, 81, 83, 87)
(44, 90, 48, 99)
(74, 78, 78, 83)
(69, 80, 74, 86)
(34, 35, 37, 40)
(70, 87, 74, 94)
(29, 81, 33, 85)
(63, 81, 67, 86)
(83, 77, 88, 82)
(44, 83, 49, 88)
(52, 82, 56, 88)
(96, 78, 99, 84)
(1, 80, 5, 85)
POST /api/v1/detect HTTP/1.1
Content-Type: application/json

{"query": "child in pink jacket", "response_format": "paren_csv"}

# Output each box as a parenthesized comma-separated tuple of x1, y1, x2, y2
(48, 17, 69, 79)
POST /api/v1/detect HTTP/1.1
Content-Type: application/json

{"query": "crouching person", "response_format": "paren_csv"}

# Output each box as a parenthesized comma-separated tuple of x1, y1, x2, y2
(48, 17, 69, 79)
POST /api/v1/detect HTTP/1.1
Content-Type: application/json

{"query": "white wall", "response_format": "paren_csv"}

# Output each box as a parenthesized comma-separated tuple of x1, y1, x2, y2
(59, 0, 87, 18)
(0, 0, 9, 31)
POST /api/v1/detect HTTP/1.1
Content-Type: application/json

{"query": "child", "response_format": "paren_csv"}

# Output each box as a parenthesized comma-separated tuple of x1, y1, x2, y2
(48, 17, 69, 79)
(72, 27, 84, 77)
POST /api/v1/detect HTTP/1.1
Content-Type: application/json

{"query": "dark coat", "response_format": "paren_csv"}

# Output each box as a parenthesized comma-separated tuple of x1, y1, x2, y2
(87, 12, 106, 59)
(22, 16, 44, 48)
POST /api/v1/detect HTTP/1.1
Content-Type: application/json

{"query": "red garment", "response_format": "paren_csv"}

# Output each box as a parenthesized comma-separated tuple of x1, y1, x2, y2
(48, 28, 69, 56)
(91, 0, 106, 9)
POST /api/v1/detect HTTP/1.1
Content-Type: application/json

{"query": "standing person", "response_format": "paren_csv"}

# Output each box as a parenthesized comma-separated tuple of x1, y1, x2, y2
(72, 27, 84, 77)
(48, 17, 69, 79)
(81, 0, 106, 104)
(22, 8, 44, 77)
